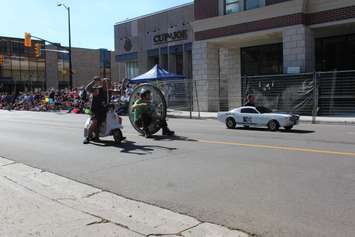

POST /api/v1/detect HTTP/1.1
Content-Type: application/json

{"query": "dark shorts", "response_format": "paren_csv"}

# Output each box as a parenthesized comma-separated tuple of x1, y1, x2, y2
(135, 112, 152, 129)
(91, 112, 106, 127)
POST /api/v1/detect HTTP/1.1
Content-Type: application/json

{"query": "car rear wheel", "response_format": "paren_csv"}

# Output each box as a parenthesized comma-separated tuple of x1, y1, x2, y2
(268, 120, 280, 131)
(226, 117, 236, 129)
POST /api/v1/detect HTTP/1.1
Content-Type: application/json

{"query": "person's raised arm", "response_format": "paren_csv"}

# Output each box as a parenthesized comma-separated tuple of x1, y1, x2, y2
(85, 76, 100, 93)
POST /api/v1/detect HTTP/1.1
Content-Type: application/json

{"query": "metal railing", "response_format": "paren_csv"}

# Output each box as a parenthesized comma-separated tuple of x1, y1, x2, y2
(163, 70, 355, 120)
(242, 73, 315, 115)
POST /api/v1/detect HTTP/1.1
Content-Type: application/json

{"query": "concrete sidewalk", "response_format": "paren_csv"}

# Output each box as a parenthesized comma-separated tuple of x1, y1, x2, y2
(0, 156, 249, 237)
(167, 110, 355, 125)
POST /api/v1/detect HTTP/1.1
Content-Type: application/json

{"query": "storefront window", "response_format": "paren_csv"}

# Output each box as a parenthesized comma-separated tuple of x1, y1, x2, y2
(148, 56, 159, 69)
(241, 43, 283, 76)
(245, 0, 260, 10)
(225, 0, 240, 15)
(176, 53, 183, 75)
(316, 34, 355, 71)
(126, 61, 139, 79)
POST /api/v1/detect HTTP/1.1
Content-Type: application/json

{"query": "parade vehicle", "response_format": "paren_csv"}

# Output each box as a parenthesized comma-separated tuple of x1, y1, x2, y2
(84, 103, 125, 144)
(128, 83, 167, 135)
(217, 106, 300, 131)
(126, 64, 184, 136)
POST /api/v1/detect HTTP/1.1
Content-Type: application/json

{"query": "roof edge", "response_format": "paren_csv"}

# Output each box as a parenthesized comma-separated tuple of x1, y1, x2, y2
(114, 2, 193, 26)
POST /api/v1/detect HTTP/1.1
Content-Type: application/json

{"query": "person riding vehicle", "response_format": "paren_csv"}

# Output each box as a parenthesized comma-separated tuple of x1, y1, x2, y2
(244, 94, 256, 107)
(83, 76, 110, 144)
(131, 88, 174, 138)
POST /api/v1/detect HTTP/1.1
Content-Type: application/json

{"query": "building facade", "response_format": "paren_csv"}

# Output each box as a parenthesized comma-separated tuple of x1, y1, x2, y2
(0, 36, 111, 93)
(192, 0, 355, 111)
(112, 0, 355, 112)
(113, 3, 194, 81)
(0, 36, 46, 93)
(46, 47, 111, 89)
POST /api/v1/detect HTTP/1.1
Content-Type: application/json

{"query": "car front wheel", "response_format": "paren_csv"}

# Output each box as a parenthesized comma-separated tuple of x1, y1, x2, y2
(226, 117, 236, 129)
(268, 120, 280, 131)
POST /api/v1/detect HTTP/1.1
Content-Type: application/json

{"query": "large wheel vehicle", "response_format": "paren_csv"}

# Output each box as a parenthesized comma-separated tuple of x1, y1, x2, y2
(128, 83, 167, 135)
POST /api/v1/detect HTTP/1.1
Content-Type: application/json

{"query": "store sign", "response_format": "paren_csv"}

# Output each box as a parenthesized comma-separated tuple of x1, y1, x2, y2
(153, 30, 187, 45)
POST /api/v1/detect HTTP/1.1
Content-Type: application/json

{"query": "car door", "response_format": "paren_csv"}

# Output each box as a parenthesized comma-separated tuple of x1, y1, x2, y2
(239, 108, 260, 126)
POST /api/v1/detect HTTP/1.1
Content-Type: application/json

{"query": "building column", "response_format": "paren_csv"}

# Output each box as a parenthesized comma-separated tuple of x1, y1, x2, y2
(192, 41, 219, 112)
(283, 25, 315, 73)
(220, 47, 242, 110)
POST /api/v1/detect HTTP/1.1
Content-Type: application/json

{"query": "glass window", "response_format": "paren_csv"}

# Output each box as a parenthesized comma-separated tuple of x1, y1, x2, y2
(316, 34, 355, 71)
(126, 61, 139, 79)
(1, 55, 12, 79)
(225, 0, 240, 15)
(241, 43, 283, 76)
(11, 57, 21, 81)
(245, 0, 260, 10)
(176, 53, 184, 75)
(57, 52, 69, 84)
(241, 108, 258, 114)
(37, 58, 46, 84)
(20, 51, 30, 82)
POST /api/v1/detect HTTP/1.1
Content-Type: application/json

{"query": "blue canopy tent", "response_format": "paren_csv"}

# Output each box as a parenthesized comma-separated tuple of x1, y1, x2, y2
(129, 65, 185, 84)
(129, 64, 198, 118)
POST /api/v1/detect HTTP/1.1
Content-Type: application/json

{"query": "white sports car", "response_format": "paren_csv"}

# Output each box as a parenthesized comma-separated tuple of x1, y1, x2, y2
(217, 107, 300, 131)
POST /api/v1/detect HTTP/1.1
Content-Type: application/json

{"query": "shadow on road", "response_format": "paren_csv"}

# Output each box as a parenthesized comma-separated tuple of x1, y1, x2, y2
(90, 140, 177, 155)
(235, 127, 315, 134)
(152, 135, 198, 142)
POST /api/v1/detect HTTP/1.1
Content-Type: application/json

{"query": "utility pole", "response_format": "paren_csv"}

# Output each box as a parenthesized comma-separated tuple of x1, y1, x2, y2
(58, 3, 73, 89)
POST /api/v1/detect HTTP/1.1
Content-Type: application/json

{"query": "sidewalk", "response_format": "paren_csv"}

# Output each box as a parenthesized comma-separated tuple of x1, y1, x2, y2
(0, 156, 249, 237)
(167, 110, 355, 125)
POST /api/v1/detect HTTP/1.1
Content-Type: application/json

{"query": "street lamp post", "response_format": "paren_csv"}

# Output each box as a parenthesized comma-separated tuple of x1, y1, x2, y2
(57, 3, 73, 90)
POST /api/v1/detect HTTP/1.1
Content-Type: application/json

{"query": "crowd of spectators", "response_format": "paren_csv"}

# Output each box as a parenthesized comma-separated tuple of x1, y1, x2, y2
(0, 83, 134, 114)
(0, 88, 91, 113)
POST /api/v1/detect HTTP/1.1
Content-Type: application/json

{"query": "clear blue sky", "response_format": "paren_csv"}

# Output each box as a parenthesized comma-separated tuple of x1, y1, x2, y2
(1, 0, 192, 50)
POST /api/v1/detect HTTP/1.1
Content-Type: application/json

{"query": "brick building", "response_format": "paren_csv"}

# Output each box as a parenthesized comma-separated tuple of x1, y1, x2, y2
(0, 36, 111, 93)
(46, 46, 111, 89)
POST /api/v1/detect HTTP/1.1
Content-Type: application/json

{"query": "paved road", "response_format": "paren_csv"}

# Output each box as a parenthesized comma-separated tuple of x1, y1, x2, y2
(1, 110, 355, 237)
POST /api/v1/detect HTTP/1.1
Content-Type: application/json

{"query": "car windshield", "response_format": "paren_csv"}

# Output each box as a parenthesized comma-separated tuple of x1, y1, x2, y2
(256, 106, 272, 114)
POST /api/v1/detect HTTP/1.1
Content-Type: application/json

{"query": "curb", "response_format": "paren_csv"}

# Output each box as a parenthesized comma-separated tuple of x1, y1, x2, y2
(168, 113, 355, 125)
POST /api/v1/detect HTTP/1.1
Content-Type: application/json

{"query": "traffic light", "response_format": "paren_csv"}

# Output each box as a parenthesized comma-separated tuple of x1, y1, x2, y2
(0, 55, 4, 65)
(34, 43, 41, 58)
(24, 32, 32, 48)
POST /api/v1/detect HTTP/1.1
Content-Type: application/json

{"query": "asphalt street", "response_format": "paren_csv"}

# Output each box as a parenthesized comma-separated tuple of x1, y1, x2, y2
(0, 110, 355, 237)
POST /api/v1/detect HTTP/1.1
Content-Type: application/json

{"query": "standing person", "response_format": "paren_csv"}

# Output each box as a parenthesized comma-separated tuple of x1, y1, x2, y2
(49, 89, 55, 99)
(245, 95, 256, 107)
(83, 76, 110, 144)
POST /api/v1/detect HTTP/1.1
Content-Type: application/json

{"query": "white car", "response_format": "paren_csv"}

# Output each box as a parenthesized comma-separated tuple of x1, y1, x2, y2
(217, 107, 300, 131)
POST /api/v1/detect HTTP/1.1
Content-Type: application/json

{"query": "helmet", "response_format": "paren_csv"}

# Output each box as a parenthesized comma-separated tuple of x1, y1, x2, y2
(140, 88, 151, 97)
